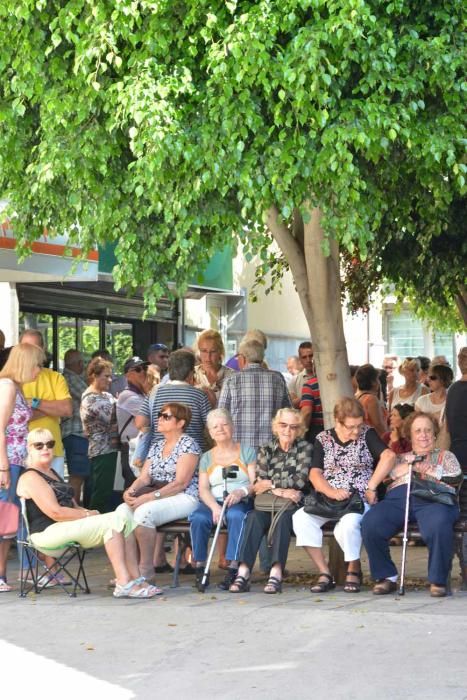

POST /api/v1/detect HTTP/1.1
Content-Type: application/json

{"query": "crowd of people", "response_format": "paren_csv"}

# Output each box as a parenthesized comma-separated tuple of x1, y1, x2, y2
(0, 326, 465, 601)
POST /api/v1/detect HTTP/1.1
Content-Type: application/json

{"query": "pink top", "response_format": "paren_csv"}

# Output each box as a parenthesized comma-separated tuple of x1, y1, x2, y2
(0, 378, 33, 466)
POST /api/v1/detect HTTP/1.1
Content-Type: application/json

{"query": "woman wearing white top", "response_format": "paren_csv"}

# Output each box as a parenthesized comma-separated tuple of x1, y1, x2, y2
(389, 357, 429, 410)
(415, 364, 453, 426)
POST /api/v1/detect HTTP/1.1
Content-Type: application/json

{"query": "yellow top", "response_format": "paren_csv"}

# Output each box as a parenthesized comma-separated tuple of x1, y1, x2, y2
(23, 368, 72, 456)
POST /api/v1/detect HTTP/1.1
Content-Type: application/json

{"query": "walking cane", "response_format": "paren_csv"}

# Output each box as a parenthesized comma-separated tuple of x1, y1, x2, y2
(398, 454, 425, 596)
(198, 466, 239, 593)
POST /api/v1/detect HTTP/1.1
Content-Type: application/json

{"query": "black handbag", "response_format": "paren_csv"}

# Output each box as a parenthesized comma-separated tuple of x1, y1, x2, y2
(411, 475, 457, 507)
(303, 489, 364, 520)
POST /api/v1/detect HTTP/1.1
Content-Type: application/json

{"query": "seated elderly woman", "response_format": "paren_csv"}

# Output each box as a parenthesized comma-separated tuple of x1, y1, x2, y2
(293, 397, 394, 593)
(189, 408, 256, 590)
(121, 402, 201, 582)
(362, 412, 462, 597)
(17, 428, 159, 598)
(229, 408, 311, 594)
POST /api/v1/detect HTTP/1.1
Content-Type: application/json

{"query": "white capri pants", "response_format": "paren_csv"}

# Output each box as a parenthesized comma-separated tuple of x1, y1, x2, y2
(293, 504, 370, 562)
(119, 493, 198, 529)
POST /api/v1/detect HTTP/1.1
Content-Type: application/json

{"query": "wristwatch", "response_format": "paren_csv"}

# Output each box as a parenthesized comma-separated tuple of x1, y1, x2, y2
(31, 398, 42, 409)
(154, 491, 161, 499)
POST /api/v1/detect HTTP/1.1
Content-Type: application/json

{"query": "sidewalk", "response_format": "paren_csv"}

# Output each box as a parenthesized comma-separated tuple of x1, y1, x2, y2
(1, 545, 465, 699)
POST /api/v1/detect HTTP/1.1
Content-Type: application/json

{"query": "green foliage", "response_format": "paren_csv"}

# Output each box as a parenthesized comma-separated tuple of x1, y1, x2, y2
(0, 0, 465, 320)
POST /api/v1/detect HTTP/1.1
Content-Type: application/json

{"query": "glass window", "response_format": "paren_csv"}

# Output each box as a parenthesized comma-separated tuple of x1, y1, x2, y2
(105, 321, 134, 374)
(77, 319, 101, 364)
(387, 310, 425, 358)
(57, 316, 77, 370)
(433, 332, 455, 367)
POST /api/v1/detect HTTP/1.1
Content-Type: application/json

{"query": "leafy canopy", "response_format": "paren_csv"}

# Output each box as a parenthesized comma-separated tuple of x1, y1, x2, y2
(0, 0, 465, 315)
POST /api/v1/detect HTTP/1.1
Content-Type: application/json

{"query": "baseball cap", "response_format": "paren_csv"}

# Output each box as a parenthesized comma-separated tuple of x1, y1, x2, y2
(148, 343, 169, 353)
(123, 356, 150, 373)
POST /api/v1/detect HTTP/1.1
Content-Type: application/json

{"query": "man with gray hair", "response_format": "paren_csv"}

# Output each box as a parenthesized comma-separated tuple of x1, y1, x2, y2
(218, 339, 291, 448)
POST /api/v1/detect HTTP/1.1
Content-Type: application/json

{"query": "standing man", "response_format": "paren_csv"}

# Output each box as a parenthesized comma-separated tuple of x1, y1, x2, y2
(288, 341, 315, 408)
(300, 374, 324, 444)
(147, 343, 170, 381)
(21, 330, 72, 478)
(61, 349, 90, 503)
(218, 339, 291, 449)
(117, 356, 150, 489)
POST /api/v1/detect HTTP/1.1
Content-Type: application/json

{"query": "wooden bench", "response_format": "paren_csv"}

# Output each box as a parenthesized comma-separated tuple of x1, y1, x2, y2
(159, 509, 467, 590)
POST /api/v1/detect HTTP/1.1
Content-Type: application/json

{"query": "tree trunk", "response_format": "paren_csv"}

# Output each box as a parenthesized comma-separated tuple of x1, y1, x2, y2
(455, 285, 467, 328)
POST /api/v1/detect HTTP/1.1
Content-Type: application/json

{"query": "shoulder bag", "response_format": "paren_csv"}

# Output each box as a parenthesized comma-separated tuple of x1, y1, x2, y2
(410, 451, 457, 506)
(254, 491, 296, 546)
(303, 489, 364, 520)
(0, 498, 19, 537)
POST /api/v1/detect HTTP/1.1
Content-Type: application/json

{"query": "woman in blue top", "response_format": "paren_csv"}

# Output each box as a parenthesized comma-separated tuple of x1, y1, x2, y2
(190, 409, 256, 590)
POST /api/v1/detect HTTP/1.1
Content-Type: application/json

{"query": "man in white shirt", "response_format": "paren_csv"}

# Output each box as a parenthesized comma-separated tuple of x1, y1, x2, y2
(117, 356, 149, 488)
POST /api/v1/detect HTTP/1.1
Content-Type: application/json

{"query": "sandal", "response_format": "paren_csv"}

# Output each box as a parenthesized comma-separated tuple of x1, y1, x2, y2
(372, 579, 397, 595)
(113, 578, 162, 599)
(343, 570, 362, 593)
(229, 575, 250, 593)
(0, 577, 12, 592)
(430, 584, 447, 598)
(264, 576, 282, 594)
(310, 572, 335, 593)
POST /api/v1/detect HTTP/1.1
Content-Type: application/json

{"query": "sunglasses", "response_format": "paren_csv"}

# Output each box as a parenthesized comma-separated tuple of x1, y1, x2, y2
(32, 440, 56, 450)
(158, 411, 175, 421)
(132, 366, 147, 373)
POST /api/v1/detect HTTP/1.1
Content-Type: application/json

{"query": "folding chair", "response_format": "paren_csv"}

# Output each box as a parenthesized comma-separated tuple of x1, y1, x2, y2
(18, 499, 91, 598)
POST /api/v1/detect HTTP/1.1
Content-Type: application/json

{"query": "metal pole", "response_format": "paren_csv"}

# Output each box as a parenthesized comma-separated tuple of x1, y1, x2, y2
(398, 462, 413, 596)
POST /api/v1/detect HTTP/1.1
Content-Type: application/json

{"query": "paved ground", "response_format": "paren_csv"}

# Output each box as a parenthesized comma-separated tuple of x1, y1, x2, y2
(2, 545, 466, 700)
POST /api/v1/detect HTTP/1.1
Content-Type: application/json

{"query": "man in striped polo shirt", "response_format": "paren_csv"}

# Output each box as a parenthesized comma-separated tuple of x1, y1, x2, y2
(300, 374, 323, 444)
(135, 349, 211, 452)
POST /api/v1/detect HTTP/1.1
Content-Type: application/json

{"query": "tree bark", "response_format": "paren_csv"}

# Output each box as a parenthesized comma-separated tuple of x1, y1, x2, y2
(455, 285, 467, 328)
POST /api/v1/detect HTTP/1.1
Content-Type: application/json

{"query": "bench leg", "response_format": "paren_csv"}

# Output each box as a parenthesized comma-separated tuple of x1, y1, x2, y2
(461, 533, 467, 591)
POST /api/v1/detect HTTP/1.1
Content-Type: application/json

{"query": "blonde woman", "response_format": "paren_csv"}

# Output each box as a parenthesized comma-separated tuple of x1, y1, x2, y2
(194, 329, 235, 406)
(0, 344, 44, 591)
(388, 357, 429, 410)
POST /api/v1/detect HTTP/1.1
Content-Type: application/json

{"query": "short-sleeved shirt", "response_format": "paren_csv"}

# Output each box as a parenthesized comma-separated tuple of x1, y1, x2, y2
(299, 377, 324, 439)
(116, 384, 147, 443)
(0, 378, 32, 466)
(255, 438, 312, 491)
(80, 390, 117, 459)
(147, 434, 201, 499)
(445, 380, 467, 466)
(138, 381, 211, 450)
(23, 368, 72, 457)
(312, 426, 387, 498)
(199, 444, 256, 499)
(61, 369, 87, 439)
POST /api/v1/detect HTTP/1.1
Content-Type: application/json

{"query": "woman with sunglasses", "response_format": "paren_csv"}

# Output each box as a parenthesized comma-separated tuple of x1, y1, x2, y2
(293, 397, 394, 593)
(415, 364, 453, 426)
(388, 357, 429, 411)
(229, 408, 311, 594)
(17, 428, 159, 598)
(121, 402, 201, 582)
(80, 357, 118, 514)
(0, 344, 44, 592)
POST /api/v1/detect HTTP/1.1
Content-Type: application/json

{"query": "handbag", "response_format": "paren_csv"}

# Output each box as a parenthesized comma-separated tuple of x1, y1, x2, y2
(411, 475, 457, 507)
(303, 489, 364, 520)
(0, 499, 20, 537)
(254, 491, 296, 546)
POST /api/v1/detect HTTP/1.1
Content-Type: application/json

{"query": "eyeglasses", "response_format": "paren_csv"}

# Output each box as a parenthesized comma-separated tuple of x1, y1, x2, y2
(32, 440, 55, 450)
(428, 375, 439, 381)
(132, 366, 147, 373)
(158, 412, 175, 421)
(341, 422, 363, 432)
(278, 422, 301, 430)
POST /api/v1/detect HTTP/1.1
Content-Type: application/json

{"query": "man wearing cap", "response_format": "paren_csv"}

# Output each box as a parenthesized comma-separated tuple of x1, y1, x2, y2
(117, 356, 150, 489)
(147, 343, 170, 381)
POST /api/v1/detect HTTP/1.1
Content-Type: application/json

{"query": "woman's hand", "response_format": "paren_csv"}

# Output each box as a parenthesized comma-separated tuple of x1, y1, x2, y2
(0, 468, 10, 491)
(224, 489, 245, 507)
(211, 503, 223, 524)
(282, 488, 302, 504)
(365, 488, 378, 506)
(328, 487, 351, 501)
(254, 479, 273, 495)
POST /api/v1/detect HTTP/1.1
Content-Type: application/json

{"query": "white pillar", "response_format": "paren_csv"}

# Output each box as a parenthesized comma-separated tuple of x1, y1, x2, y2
(0, 282, 19, 345)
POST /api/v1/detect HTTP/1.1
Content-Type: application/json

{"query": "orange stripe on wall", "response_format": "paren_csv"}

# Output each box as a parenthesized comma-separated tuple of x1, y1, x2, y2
(0, 237, 98, 262)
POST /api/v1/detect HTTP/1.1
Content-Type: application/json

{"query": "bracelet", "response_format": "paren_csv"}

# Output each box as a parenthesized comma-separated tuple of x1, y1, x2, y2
(366, 486, 377, 492)
(0, 469, 10, 472)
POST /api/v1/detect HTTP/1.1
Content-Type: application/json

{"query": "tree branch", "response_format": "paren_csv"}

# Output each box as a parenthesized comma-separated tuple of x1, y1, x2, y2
(454, 285, 467, 327)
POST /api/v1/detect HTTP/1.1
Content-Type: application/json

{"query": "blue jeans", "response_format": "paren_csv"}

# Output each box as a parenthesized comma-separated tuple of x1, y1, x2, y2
(361, 485, 459, 585)
(189, 499, 252, 562)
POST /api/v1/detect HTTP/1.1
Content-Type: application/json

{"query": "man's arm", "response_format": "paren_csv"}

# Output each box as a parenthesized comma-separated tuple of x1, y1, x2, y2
(31, 398, 72, 419)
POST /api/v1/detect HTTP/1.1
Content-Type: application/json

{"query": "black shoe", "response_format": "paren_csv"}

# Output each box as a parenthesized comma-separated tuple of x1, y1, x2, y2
(154, 563, 174, 574)
(195, 566, 209, 591)
(179, 563, 197, 575)
(217, 567, 239, 591)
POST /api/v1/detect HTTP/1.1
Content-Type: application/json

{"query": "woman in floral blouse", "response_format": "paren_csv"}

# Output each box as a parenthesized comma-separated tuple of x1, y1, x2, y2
(0, 343, 44, 591)
(122, 402, 201, 583)
(293, 397, 394, 594)
(80, 358, 118, 514)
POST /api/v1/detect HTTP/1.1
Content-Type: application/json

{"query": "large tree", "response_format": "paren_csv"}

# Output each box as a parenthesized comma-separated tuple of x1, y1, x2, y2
(1, 0, 465, 422)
